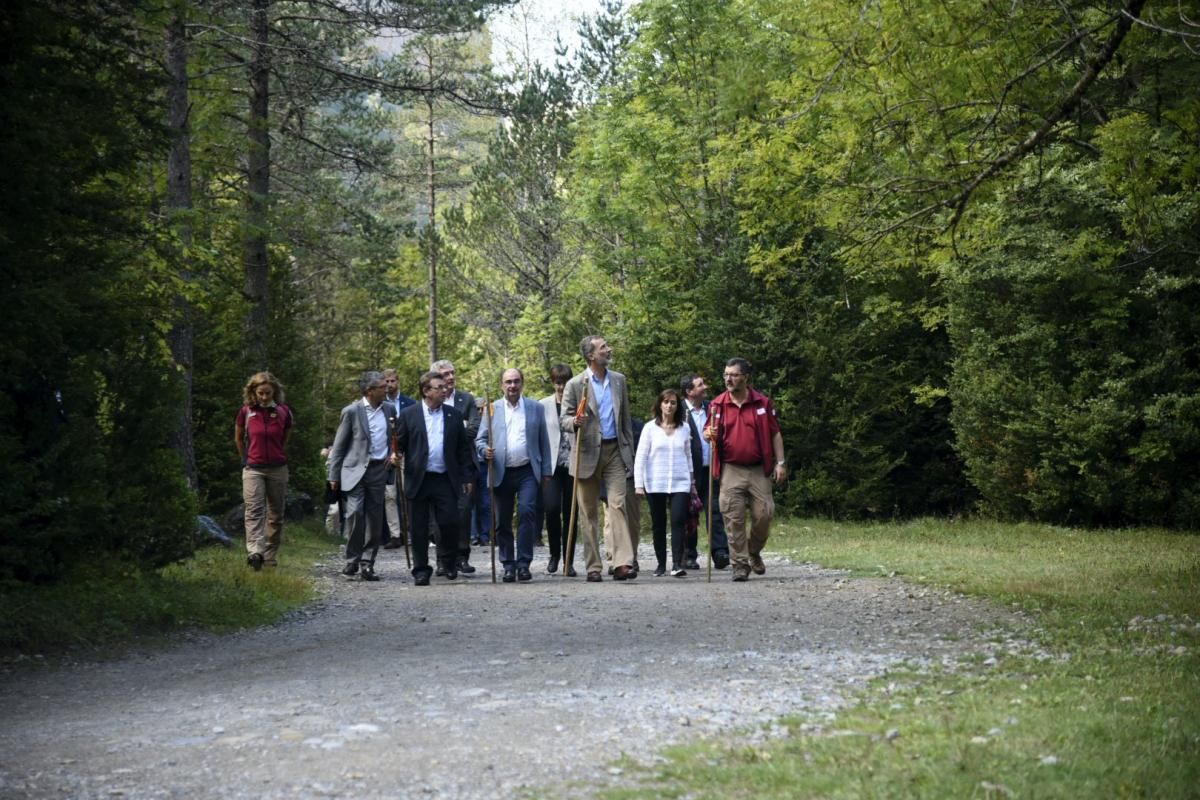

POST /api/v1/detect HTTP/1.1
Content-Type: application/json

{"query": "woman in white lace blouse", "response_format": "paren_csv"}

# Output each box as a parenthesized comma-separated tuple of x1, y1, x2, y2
(634, 389, 696, 577)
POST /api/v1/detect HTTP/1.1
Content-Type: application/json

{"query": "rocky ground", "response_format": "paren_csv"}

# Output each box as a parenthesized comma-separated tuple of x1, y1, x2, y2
(0, 542, 1024, 799)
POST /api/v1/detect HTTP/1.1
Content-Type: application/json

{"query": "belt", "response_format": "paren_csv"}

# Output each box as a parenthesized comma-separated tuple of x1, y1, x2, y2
(369, 458, 386, 465)
(601, 437, 618, 444)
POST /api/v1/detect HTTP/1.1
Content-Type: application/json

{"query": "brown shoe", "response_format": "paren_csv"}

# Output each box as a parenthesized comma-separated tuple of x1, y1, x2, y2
(586, 571, 602, 582)
(749, 553, 766, 575)
(613, 565, 635, 581)
(732, 564, 751, 582)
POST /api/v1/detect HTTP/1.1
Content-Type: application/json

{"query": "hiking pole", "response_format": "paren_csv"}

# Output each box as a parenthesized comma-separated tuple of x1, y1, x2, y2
(486, 394, 497, 583)
(705, 460, 714, 584)
(391, 423, 412, 570)
(563, 383, 589, 576)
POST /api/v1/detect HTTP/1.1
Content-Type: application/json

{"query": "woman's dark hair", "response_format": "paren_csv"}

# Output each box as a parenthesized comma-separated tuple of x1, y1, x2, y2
(651, 388, 686, 427)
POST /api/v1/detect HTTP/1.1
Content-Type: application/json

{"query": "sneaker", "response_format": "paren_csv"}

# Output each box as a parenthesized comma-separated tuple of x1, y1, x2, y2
(360, 565, 380, 582)
(749, 553, 766, 575)
(653, 564, 666, 577)
(670, 567, 687, 578)
(341, 561, 359, 577)
(732, 564, 751, 582)
(247, 553, 264, 572)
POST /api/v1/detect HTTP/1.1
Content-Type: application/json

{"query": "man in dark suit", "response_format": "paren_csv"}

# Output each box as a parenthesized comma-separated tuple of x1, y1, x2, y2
(431, 359, 481, 575)
(327, 371, 398, 582)
(381, 368, 417, 551)
(681, 373, 729, 570)
(477, 368, 553, 582)
(394, 370, 475, 586)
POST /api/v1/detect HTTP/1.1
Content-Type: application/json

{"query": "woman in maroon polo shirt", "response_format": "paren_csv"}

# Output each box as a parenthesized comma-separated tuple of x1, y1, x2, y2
(235, 371, 293, 571)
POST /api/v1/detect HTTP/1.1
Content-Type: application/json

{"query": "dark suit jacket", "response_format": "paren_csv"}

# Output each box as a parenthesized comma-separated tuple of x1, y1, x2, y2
(394, 401, 474, 498)
(449, 389, 481, 439)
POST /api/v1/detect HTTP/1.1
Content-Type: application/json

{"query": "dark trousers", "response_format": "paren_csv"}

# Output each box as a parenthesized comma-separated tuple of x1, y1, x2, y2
(493, 463, 539, 569)
(686, 466, 728, 560)
(648, 491, 689, 569)
(411, 472, 460, 577)
(543, 463, 575, 564)
(344, 460, 388, 566)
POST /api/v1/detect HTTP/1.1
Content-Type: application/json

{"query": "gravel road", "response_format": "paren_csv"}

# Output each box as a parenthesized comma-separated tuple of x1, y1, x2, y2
(0, 541, 1022, 799)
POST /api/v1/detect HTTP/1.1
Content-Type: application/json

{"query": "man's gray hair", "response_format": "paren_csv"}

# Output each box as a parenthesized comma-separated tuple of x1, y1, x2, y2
(431, 359, 454, 373)
(358, 370, 385, 395)
(579, 335, 604, 362)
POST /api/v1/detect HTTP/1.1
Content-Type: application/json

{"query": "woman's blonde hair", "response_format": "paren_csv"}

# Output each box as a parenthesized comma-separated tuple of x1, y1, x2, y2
(243, 371, 285, 406)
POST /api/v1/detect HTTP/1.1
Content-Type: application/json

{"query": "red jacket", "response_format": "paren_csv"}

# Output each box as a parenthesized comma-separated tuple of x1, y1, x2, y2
(707, 388, 779, 479)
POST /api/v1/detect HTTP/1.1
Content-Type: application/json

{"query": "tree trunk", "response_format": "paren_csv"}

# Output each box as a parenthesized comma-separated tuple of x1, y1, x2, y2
(425, 89, 438, 364)
(243, 0, 271, 370)
(165, 8, 197, 492)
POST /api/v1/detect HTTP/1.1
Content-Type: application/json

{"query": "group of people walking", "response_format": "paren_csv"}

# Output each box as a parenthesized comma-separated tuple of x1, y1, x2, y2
(234, 334, 787, 587)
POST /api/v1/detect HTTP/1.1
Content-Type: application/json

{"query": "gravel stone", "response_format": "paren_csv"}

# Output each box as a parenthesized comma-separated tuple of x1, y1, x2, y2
(0, 542, 1022, 799)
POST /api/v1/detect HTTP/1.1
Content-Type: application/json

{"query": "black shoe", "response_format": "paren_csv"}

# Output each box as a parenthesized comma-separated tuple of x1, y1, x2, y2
(341, 561, 359, 577)
(435, 565, 447, 577)
(653, 564, 666, 577)
(684, 558, 700, 571)
(360, 565, 380, 582)
(502, 568, 516, 583)
(517, 567, 532, 582)
(457, 559, 476, 574)
(546, 556, 560, 575)
(248, 553, 264, 572)
(712, 551, 730, 570)
(566, 565, 578, 577)
(414, 571, 431, 586)
(445, 567, 458, 580)
(383, 539, 404, 550)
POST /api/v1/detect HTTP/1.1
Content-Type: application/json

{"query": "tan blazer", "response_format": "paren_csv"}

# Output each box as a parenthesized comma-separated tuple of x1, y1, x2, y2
(559, 368, 634, 479)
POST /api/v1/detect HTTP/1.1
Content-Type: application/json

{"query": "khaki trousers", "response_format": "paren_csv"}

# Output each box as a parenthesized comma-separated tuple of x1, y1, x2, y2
(243, 464, 288, 563)
(576, 441, 634, 574)
(718, 463, 774, 568)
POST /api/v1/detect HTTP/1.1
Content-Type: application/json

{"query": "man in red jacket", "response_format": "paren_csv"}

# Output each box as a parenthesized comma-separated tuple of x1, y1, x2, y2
(704, 358, 787, 582)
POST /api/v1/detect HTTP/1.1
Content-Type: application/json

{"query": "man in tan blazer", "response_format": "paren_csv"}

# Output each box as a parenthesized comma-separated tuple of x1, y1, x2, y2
(560, 335, 637, 581)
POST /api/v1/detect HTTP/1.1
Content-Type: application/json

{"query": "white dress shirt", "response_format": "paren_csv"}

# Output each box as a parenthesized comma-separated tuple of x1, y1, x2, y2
(504, 397, 530, 468)
(423, 402, 447, 474)
(362, 397, 389, 460)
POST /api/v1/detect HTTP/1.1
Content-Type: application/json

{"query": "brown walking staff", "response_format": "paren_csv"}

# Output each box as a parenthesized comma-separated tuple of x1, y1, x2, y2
(563, 383, 589, 576)
(486, 394, 497, 583)
(397, 459, 412, 569)
(390, 420, 411, 569)
(705, 455, 714, 583)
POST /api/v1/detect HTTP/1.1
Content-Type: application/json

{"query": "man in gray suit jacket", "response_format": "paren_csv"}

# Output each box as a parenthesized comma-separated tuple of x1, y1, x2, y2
(560, 335, 637, 582)
(328, 371, 398, 581)
(477, 369, 553, 582)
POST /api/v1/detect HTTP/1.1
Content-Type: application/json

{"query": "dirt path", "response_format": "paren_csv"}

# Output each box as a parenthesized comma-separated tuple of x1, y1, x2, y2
(0, 543, 1021, 799)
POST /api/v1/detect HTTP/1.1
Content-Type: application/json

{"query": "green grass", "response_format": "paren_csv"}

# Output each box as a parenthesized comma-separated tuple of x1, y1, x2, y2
(603, 518, 1200, 799)
(0, 519, 336, 656)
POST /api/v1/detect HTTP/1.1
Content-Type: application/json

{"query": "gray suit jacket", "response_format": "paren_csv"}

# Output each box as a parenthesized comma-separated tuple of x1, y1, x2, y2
(559, 368, 634, 479)
(327, 399, 397, 491)
(476, 396, 553, 486)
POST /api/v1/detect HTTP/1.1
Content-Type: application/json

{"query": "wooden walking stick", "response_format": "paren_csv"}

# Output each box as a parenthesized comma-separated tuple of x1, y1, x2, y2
(486, 394, 497, 583)
(391, 425, 411, 569)
(705, 458, 714, 583)
(563, 383, 589, 576)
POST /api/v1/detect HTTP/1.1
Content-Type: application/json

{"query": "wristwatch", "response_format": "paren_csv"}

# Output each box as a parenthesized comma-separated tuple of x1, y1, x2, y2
(775, 459, 787, 466)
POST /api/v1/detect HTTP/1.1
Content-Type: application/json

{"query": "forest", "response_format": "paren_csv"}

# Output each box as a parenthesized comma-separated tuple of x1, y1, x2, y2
(2, 0, 1197, 583)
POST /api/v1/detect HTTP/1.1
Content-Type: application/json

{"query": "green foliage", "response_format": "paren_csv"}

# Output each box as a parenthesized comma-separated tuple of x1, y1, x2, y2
(0, 520, 334, 655)
(0, 0, 195, 580)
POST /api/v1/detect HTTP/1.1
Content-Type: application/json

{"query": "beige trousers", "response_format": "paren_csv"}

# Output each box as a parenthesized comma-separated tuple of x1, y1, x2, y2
(718, 463, 774, 568)
(575, 441, 634, 574)
(243, 464, 288, 564)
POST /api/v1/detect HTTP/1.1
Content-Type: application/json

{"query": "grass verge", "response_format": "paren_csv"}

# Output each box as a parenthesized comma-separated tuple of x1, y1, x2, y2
(0, 519, 336, 657)
(602, 518, 1200, 799)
